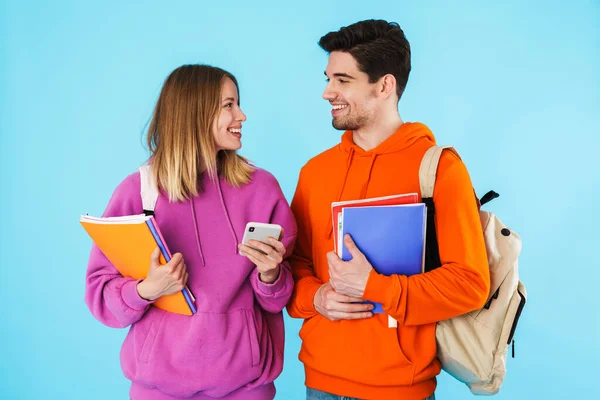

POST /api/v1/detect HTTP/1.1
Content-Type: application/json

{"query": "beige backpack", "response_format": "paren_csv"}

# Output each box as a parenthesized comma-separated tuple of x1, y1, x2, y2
(419, 146, 527, 395)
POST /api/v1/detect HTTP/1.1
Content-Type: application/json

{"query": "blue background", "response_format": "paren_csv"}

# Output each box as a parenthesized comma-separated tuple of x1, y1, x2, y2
(1, 1, 598, 399)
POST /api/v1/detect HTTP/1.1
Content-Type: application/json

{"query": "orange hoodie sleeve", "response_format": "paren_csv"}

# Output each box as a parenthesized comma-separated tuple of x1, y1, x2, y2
(286, 167, 322, 319)
(363, 152, 490, 325)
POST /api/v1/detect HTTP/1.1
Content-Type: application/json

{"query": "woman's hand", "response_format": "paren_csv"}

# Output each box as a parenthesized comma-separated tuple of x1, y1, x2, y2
(239, 229, 286, 284)
(137, 247, 188, 301)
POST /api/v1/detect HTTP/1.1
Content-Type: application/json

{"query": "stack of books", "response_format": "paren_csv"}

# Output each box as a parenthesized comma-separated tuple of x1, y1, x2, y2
(332, 193, 427, 323)
(80, 214, 197, 316)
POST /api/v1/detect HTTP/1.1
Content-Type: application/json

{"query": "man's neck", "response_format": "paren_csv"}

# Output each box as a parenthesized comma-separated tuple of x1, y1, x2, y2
(352, 113, 404, 152)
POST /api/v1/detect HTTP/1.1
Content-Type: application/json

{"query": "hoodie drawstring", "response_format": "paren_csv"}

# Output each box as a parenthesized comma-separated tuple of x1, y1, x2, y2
(189, 176, 240, 266)
(326, 148, 355, 239)
(215, 176, 239, 254)
(190, 200, 206, 267)
(326, 151, 379, 239)
(338, 147, 355, 203)
(360, 154, 378, 199)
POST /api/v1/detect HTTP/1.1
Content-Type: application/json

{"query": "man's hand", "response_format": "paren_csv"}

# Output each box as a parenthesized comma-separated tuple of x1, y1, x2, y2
(327, 234, 373, 298)
(314, 281, 373, 321)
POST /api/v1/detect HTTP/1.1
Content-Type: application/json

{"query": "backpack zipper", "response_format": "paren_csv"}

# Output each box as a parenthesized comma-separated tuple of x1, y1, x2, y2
(507, 288, 526, 357)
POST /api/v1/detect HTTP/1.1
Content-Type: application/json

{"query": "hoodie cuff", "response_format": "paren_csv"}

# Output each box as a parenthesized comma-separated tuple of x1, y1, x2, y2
(363, 269, 399, 306)
(122, 279, 155, 311)
(252, 267, 286, 295)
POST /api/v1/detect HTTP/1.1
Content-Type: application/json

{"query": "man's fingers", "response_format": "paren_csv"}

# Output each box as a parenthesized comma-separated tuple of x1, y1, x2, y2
(342, 302, 374, 313)
(327, 254, 347, 277)
(345, 311, 373, 320)
(326, 251, 339, 264)
(326, 286, 364, 304)
(344, 234, 363, 259)
(328, 310, 373, 320)
(325, 299, 373, 313)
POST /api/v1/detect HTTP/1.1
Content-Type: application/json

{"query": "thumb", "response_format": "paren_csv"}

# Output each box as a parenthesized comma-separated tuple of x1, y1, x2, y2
(149, 247, 161, 269)
(344, 234, 363, 259)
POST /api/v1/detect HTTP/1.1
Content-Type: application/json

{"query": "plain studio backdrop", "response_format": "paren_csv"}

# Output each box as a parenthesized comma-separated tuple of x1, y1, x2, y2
(1, 1, 598, 399)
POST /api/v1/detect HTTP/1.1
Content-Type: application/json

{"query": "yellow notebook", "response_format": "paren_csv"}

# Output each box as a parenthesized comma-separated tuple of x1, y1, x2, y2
(80, 214, 196, 316)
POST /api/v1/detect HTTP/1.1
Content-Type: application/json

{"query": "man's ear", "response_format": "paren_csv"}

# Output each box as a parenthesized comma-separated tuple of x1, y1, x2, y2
(379, 74, 397, 99)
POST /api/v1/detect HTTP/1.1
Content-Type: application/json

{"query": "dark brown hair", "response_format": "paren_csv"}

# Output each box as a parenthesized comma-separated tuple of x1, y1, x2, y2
(319, 19, 411, 100)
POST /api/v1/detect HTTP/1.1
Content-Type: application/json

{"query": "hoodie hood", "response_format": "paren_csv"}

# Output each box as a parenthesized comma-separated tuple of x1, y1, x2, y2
(339, 122, 435, 156)
(189, 175, 240, 267)
(326, 122, 435, 238)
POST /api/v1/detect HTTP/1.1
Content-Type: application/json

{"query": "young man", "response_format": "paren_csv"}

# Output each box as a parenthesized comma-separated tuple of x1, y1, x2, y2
(286, 20, 490, 400)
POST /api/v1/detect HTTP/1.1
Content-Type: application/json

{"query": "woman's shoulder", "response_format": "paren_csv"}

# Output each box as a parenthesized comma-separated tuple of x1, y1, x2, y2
(247, 166, 281, 187)
(113, 169, 142, 197)
(240, 166, 287, 200)
(101, 169, 144, 216)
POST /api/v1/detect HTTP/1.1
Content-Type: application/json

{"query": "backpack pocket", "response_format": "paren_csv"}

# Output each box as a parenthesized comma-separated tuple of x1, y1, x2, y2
(468, 281, 526, 395)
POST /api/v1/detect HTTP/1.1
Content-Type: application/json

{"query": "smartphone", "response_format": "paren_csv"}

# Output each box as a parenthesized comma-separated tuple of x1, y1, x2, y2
(241, 222, 282, 255)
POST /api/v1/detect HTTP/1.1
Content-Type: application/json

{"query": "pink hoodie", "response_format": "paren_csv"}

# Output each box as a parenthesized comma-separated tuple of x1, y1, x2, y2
(84, 168, 297, 399)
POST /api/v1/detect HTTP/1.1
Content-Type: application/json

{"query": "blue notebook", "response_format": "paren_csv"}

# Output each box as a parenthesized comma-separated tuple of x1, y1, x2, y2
(340, 203, 427, 313)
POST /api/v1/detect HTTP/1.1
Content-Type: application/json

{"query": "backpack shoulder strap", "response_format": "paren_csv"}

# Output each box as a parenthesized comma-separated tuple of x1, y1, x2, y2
(419, 145, 460, 199)
(138, 165, 159, 216)
(419, 145, 460, 272)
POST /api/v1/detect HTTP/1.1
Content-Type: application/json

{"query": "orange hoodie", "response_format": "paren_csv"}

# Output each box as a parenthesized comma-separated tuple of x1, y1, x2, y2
(286, 122, 490, 400)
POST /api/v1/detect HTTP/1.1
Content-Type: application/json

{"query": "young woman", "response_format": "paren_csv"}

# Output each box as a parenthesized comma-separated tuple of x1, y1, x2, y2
(84, 64, 297, 400)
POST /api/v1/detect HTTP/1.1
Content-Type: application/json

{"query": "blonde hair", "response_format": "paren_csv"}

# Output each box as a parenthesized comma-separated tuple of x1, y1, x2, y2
(146, 64, 254, 202)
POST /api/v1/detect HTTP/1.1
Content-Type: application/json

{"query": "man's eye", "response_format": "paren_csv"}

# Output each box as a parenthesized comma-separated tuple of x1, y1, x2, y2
(339, 79, 348, 84)
(325, 78, 330, 83)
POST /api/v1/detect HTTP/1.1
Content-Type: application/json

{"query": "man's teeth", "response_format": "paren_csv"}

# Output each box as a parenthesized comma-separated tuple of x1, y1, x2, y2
(228, 128, 241, 133)
(332, 105, 348, 110)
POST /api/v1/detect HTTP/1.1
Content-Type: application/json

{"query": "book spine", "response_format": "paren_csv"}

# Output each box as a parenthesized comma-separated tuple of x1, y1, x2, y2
(148, 218, 172, 259)
(145, 219, 197, 314)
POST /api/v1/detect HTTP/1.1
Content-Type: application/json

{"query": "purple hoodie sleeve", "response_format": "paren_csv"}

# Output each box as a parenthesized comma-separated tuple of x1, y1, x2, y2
(84, 173, 155, 328)
(250, 193, 297, 313)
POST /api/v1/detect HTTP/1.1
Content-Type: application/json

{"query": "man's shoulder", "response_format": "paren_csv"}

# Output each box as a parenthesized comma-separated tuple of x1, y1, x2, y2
(437, 146, 468, 172)
(429, 145, 474, 188)
(301, 143, 342, 175)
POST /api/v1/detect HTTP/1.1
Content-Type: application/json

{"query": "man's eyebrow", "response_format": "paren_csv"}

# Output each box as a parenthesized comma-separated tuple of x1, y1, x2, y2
(324, 71, 356, 79)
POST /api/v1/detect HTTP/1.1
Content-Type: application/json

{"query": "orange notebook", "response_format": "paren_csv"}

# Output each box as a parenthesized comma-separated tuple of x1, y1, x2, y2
(332, 193, 419, 254)
(80, 214, 196, 316)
